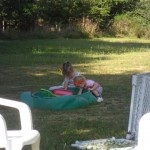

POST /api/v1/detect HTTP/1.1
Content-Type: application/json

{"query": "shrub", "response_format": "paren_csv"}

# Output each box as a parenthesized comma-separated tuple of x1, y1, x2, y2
(110, 13, 150, 39)
(110, 14, 135, 37)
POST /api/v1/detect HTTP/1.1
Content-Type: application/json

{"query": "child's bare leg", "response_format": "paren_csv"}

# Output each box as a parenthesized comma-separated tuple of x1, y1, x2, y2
(91, 89, 99, 97)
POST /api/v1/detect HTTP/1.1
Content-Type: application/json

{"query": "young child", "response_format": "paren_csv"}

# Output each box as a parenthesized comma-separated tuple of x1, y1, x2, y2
(62, 61, 80, 90)
(49, 62, 80, 90)
(73, 75, 103, 102)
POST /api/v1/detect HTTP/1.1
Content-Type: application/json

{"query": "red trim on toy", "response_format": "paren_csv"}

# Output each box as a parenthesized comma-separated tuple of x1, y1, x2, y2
(74, 79, 85, 85)
(52, 89, 73, 96)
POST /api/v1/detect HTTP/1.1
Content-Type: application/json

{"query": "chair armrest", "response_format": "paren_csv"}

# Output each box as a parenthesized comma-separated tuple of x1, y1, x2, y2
(0, 98, 33, 132)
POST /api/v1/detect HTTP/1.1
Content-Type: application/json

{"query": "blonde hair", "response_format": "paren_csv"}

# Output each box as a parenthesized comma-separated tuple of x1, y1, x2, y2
(62, 62, 74, 76)
(73, 75, 86, 86)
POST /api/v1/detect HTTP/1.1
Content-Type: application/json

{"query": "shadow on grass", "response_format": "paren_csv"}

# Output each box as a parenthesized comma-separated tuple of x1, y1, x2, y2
(0, 38, 150, 55)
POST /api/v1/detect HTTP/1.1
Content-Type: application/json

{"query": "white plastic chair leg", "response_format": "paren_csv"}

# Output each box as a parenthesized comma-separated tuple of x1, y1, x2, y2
(32, 137, 40, 150)
(0, 114, 9, 150)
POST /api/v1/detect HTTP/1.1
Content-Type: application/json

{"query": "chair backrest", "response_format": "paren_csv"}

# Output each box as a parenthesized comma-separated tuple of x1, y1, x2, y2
(0, 114, 8, 148)
(137, 112, 150, 149)
(0, 98, 33, 133)
(127, 73, 150, 140)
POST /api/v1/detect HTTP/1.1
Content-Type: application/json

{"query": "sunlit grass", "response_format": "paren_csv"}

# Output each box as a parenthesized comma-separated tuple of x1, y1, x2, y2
(0, 37, 150, 150)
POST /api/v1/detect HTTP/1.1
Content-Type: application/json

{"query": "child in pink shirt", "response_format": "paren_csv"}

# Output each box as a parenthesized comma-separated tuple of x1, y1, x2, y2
(73, 75, 103, 102)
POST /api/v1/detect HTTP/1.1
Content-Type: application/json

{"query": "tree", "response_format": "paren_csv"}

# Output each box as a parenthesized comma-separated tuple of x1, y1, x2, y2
(134, 0, 150, 27)
(0, 0, 139, 33)
(0, 0, 38, 32)
(88, 0, 138, 30)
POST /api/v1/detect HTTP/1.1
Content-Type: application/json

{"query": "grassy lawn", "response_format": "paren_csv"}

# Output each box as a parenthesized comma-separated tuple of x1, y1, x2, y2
(0, 37, 150, 150)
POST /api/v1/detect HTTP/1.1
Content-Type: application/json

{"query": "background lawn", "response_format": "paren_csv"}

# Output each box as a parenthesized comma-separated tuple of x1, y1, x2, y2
(0, 38, 150, 150)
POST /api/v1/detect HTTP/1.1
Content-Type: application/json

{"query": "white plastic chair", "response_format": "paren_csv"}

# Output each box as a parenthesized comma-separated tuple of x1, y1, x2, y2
(134, 112, 150, 150)
(0, 97, 40, 150)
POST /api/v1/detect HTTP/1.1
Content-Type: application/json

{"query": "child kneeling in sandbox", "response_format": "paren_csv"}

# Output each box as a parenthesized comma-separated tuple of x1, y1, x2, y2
(73, 75, 103, 102)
